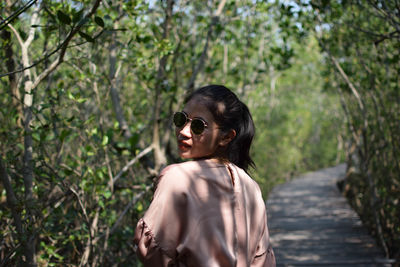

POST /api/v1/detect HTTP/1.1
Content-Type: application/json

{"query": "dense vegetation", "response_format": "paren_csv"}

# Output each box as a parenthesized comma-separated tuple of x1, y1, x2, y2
(0, 0, 398, 266)
(294, 0, 400, 262)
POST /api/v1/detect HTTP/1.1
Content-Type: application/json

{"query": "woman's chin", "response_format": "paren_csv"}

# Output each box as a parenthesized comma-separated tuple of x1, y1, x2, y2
(178, 151, 192, 159)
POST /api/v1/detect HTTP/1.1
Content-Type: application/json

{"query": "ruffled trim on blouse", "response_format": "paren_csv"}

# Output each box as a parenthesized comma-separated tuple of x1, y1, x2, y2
(252, 245, 276, 267)
(134, 218, 176, 266)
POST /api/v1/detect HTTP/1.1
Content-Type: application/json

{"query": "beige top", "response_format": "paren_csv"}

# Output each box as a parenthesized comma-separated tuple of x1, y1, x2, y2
(134, 159, 275, 267)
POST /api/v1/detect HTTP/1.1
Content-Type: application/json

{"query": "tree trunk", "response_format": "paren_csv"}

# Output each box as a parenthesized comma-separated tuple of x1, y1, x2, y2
(20, 7, 39, 266)
(152, 0, 174, 170)
(4, 1, 102, 265)
(1, 29, 22, 124)
(109, 21, 132, 140)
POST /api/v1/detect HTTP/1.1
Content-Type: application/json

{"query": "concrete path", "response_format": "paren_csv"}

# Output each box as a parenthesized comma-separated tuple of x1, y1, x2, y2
(266, 164, 391, 266)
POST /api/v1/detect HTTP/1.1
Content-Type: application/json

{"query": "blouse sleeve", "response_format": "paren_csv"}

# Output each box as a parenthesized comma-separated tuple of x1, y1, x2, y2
(133, 218, 173, 266)
(133, 164, 189, 265)
(251, 244, 275, 267)
(251, 213, 276, 267)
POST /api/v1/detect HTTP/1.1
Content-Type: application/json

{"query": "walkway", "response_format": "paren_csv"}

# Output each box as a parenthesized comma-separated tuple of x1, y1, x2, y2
(266, 164, 391, 266)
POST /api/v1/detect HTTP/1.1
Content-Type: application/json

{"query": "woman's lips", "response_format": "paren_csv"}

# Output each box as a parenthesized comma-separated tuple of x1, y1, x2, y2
(178, 141, 191, 150)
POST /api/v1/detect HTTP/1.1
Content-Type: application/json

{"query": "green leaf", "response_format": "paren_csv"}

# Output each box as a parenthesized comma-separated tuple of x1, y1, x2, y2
(64, 169, 73, 176)
(78, 31, 95, 43)
(101, 135, 109, 146)
(66, 116, 75, 122)
(60, 129, 71, 142)
(75, 16, 90, 27)
(103, 190, 112, 199)
(73, 9, 84, 23)
(57, 10, 72, 25)
(129, 133, 139, 150)
(40, 103, 51, 109)
(32, 132, 40, 142)
(77, 97, 87, 103)
(67, 91, 74, 100)
(136, 202, 143, 212)
(94, 16, 105, 28)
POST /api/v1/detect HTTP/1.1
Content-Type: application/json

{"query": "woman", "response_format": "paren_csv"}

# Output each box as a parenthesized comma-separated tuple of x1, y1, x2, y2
(134, 85, 275, 266)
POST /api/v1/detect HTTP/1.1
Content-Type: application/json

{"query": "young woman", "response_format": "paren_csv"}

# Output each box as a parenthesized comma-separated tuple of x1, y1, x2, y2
(134, 85, 275, 267)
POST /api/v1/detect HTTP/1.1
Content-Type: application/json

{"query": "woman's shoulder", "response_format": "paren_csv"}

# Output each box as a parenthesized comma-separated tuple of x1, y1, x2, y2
(160, 159, 222, 175)
(231, 164, 263, 195)
(157, 160, 225, 189)
(160, 160, 201, 176)
(156, 161, 202, 190)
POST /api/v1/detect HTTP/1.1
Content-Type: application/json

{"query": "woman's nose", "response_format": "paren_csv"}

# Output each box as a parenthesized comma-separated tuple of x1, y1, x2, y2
(179, 122, 192, 137)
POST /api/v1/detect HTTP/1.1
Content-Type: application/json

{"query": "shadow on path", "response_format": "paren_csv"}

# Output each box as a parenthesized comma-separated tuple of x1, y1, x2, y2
(267, 164, 391, 267)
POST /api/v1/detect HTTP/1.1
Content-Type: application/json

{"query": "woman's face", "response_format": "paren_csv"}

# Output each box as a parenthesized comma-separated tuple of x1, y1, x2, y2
(175, 96, 224, 159)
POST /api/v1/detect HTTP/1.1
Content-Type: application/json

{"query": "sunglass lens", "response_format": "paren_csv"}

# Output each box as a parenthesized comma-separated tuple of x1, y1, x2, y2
(173, 112, 187, 127)
(191, 119, 205, 135)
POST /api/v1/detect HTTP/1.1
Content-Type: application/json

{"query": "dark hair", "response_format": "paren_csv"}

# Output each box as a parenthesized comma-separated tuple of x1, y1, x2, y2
(185, 85, 255, 171)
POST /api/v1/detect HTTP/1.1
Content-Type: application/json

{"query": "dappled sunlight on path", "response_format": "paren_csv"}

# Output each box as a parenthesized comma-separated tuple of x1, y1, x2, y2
(267, 164, 391, 267)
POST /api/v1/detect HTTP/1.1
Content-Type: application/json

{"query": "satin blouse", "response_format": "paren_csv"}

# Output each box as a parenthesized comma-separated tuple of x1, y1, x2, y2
(134, 159, 275, 267)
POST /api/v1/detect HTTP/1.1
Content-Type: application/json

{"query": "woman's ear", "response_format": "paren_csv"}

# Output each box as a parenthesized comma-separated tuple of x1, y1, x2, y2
(219, 129, 236, 147)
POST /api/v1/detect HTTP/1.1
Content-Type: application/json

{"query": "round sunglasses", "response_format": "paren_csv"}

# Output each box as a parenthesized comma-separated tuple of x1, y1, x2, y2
(173, 111, 208, 135)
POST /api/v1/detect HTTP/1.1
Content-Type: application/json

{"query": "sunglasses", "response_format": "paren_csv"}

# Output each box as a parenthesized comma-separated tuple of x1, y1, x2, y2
(173, 111, 208, 135)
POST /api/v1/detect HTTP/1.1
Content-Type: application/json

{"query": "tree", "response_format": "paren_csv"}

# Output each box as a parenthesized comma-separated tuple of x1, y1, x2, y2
(1, 1, 102, 265)
(1, 0, 346, 265)
(289, 0, 400, 259)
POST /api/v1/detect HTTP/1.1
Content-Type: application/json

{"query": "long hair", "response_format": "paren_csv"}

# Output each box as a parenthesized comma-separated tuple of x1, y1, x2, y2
(185, 85, 255, 171)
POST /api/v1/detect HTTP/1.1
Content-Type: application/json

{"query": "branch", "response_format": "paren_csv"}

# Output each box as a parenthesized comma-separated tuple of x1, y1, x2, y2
(108, 23, 132, 139)
(7, 23, 24, 49)
(344, 19, 400, 45)
(185, 0, 227, 93)
(112, 146, 154, 185)
(95, 186, 150, 241)
(69, 186, 96, 266)
(25, 2, 40, 47)
(0, 0, 37, 31)
(108, 187, 149, 234)
(69, 187, 91, 229)
(0, 0, 102, 81)
(367, 0, 400, 32)
(31, 0, 102, 90)
(0, 156, 23, 236)
(152, 0, 174, 170)
(60, 163, 81, 176)
(80, 206, 99, 267)
(314, 12, 364, 112)
(374, 30, 400, 45)
(328, 54, 364, 112)
(215, 0, 227, 16)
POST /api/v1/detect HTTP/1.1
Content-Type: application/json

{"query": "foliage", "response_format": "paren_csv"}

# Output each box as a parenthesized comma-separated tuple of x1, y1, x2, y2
(249, 36, 344, 195)
(288, 0, 400, 260)
(0, 0, 344, 266)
